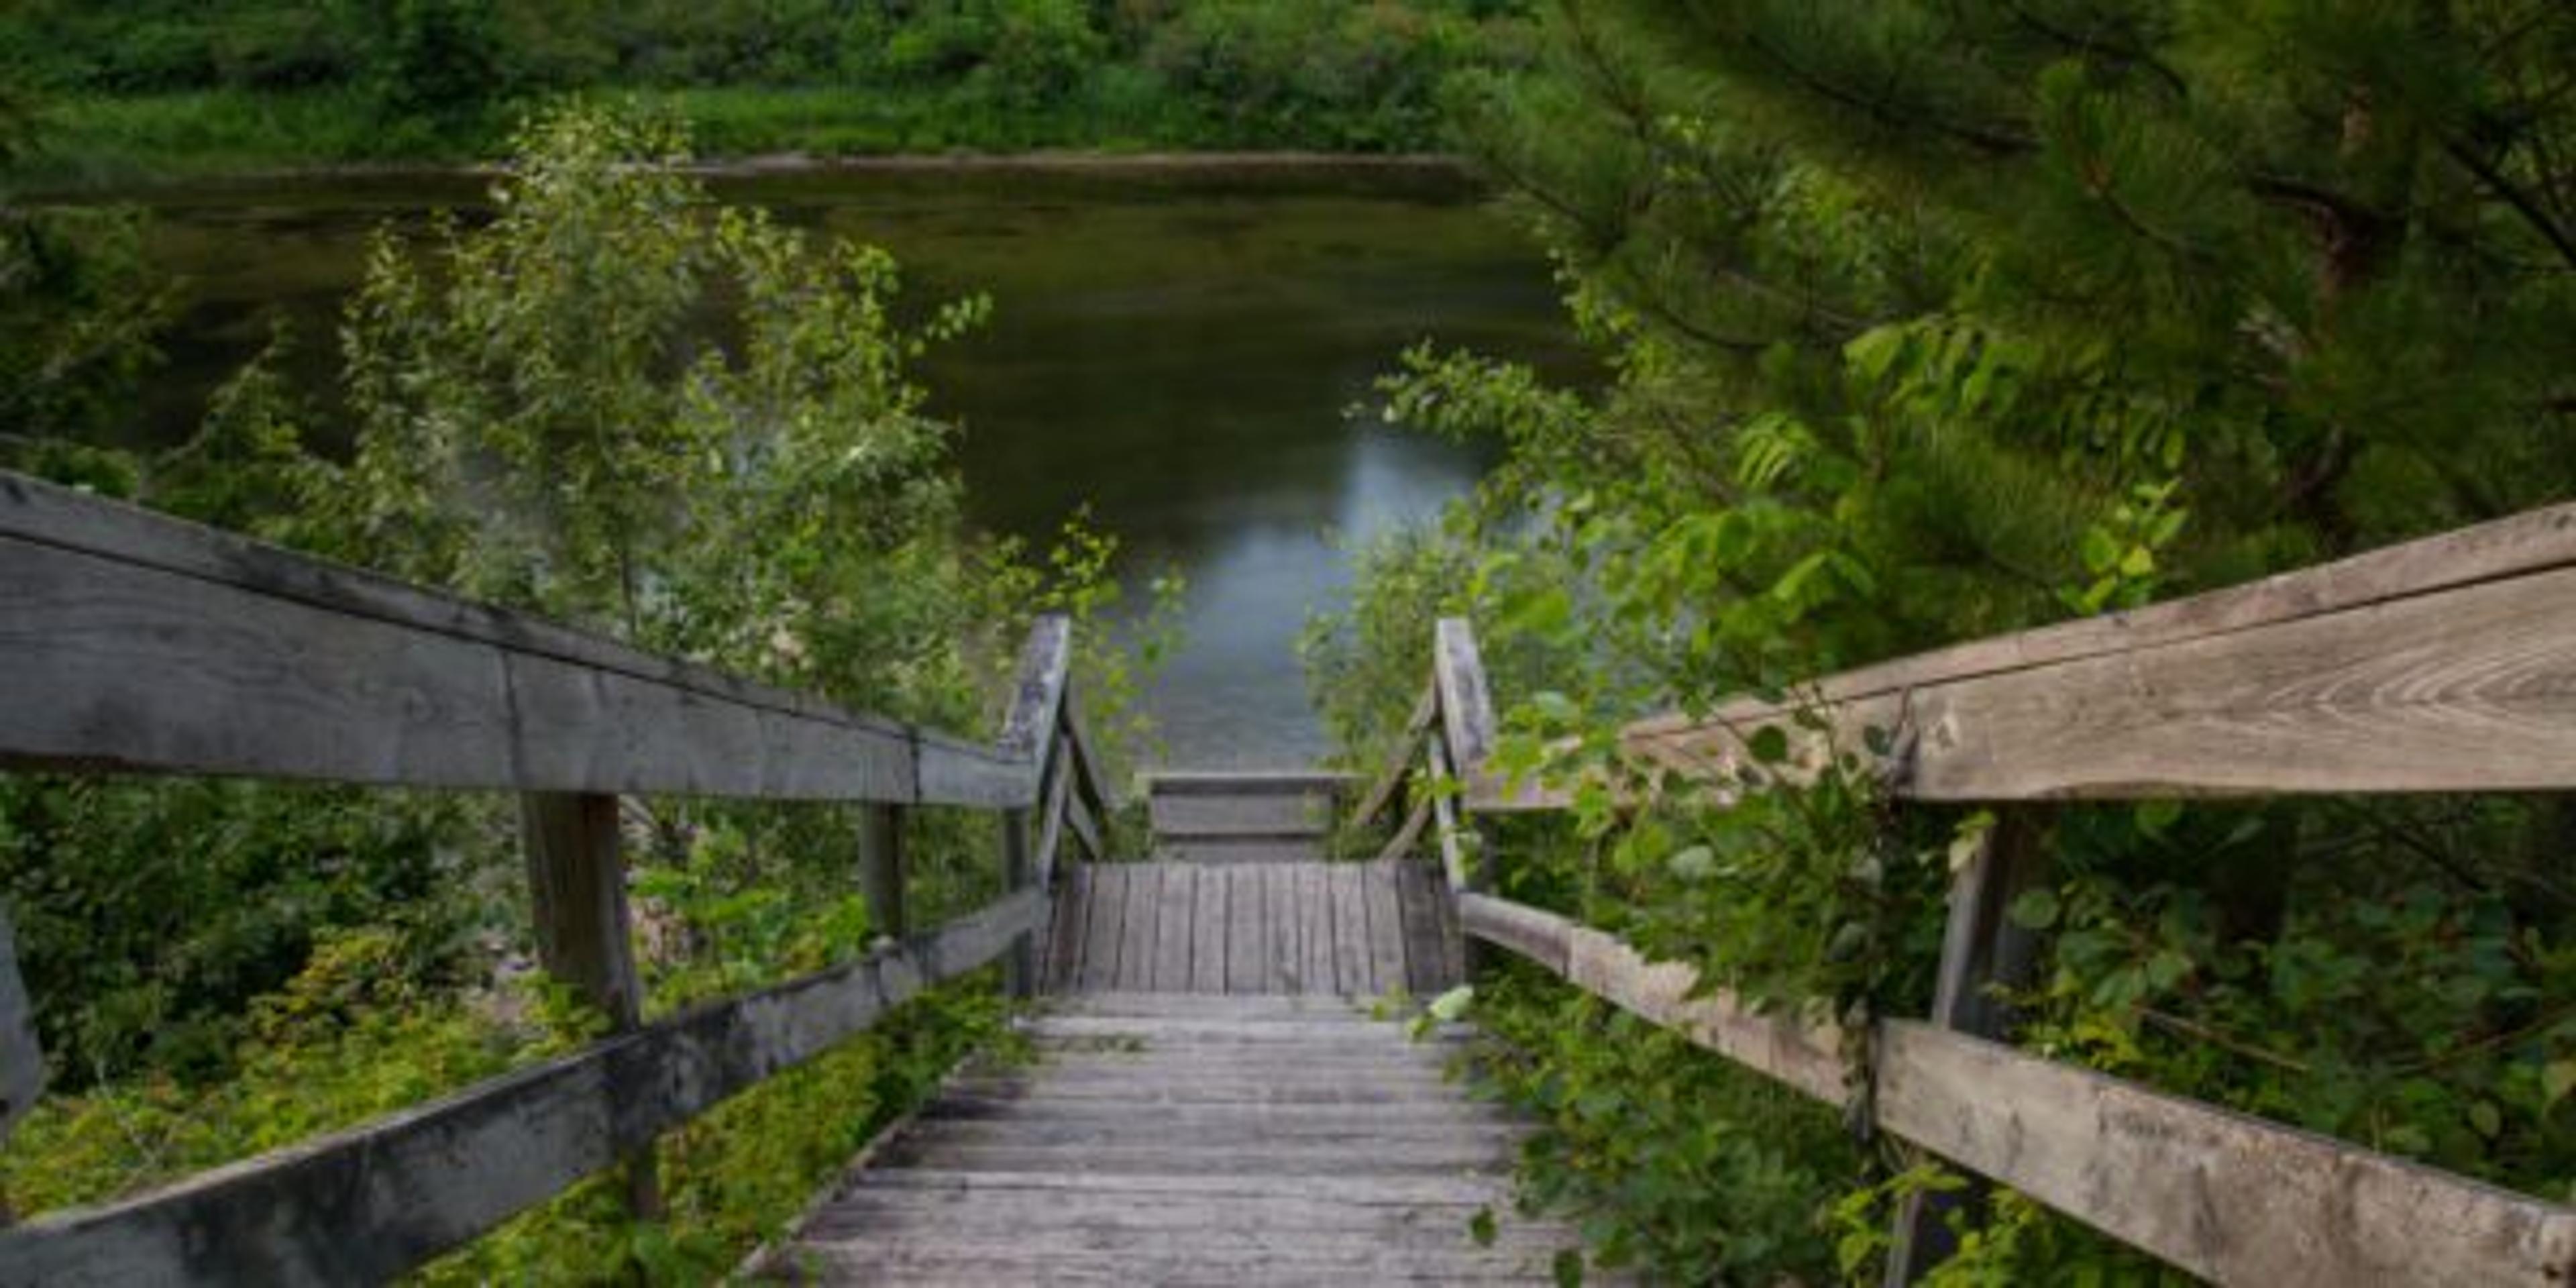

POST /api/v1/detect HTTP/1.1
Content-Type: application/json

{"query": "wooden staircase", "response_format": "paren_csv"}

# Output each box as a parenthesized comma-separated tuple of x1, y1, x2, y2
(779, 993, 1578, 1285)
(769, 768, 1564, 1283)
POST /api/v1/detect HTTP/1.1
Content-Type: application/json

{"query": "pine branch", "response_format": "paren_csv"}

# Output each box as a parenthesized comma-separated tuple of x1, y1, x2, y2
(1995, 0, 2187, 99)
(2441, 135, 2576, 272)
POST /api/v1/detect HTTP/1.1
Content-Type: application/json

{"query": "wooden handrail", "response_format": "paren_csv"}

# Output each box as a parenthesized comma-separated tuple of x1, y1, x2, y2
(0, 471, 1027, 806)
(1368, 496, 2576, 1287)
(0, 890, 1045, 1288)
(0, 470, 1126, 1283)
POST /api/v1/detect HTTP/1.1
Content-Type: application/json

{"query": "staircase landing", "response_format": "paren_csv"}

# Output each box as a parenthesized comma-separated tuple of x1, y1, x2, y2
(1044, 860, 1460, 998)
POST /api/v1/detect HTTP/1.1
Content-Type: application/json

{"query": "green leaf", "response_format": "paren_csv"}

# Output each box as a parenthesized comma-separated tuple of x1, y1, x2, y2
(1668, 845, 1717, 881)
(1470, 1208, 1498, 1248)
(2470, 1102, 2503, 1138)
(2546, 1060, 2576, 1108)
(2079, 526, 2120, 574)
(1747, 725, 1790, 764)
(2119, 543, 2155, 578)
(1428, 984, 1474, 1024)
(2008, 889, 2062, 930)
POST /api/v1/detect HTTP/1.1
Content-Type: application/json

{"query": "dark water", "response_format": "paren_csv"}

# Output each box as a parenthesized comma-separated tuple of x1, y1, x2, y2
(77, 162, 1583, 767)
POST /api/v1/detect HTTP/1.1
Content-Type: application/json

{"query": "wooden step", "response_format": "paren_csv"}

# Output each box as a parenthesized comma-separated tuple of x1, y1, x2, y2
(1141, 771, 1359, 797)
(776, 992, 1591, 1285)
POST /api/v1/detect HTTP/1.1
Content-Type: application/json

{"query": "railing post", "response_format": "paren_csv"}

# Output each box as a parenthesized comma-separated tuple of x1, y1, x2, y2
(0, 908, 40, 1228)
(520, 790, 660, 1218)
(859, 804, 909, 944)
(1884, 807, 2052, 1283)
(1000, 806, 1036, 998)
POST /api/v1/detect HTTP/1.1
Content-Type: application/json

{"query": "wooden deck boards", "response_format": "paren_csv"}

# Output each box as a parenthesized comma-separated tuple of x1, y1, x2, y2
(1046, 861, 1460, 998)
(779, 993, 1584, 1285)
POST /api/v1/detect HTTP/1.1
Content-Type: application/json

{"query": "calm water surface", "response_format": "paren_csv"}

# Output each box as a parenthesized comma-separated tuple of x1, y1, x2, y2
(86, 162, 1584, 766)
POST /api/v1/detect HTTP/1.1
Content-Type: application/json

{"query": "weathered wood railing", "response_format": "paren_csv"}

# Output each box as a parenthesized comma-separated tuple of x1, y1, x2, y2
(0, 470, 1117, 1285)
(1350, 501, 2576, 1286)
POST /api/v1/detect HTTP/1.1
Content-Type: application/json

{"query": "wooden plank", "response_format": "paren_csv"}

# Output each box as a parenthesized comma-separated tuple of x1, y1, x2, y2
(0, 476, 1029, 806)
(1430, 619, 1557, 812)
(1045, 864, 1089, 993)
(1375, 793, 1432, 865)
(1145, 771, 1360, 796)
(1330, 865, 1371, 996)
(1349, 680, 1438, 829)
(940, 1077, 1470, 1108)
(1155, 838, 1327, 865)
(1030, 755, 1073, 893)
(1152, 865, 1197, 991)
(1116, 863, 1162, 993)
(1622, 522, 2576, 801)
(1362, 863, 1407, 997)
(1563, 925, 1845, 1104)
(1265, 865, 1303, 993)
(1426, 736, 1473, 893)
(1226, 862, 1269, 994)
(518, 792, 657, 1215)
(859, 804, 908, 943)
(995, 614, 1072, 765)
(1431, 863, 1465, 986)
(1875, 1022, 2576, 1287)
(1395, 862, 1446, 995)
(1298, 865, 1334, 998)
(0, 888, 1043, 1288)
(1061, 785, 1103, 864)
(1889, 809, 2054, 1282)
(1151, 794, 1327, 837)
(1455, 893, 1568, 976)
(876, 1140, 1513, 1177)
(1629, 498, 2576, 748)
(1001, 808, 1036, 999)
(1191, 866, 1229, 993)
(1077, 865, 1127, 994)
(1057, 688, 1118, 821)
(793, 1244, 1557, 1285)
(0, 910, 41, 1144)
(853, 1168, 1505, 1205)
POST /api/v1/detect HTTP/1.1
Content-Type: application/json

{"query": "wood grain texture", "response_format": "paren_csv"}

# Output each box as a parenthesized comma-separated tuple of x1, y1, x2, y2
(1397, 861, 1445, 998)
(1077, 865, 1126, 994)
(1116, 863, 1161, 994)
(1153, 865, 1196, 991)
(1888, 809, 2054, 1283)
(1456, 893, 1569, 976)
(1458, 890, 2576, 1287)
(1875, 1022, 2576, 1287)
(1350, 681, 1438, 830)
(780, 993, 1584, 1284)
(1622, 509, 2576, 800)
(1045, 864, 1089, 992)
(1299, 864, 1335, 996)
(1331, 864, 1372, 995)
(0, 480, 1026, 806)
(0, 888, 1043, 1288)
(1362, 863, 1408, 997)
(1267, 865, 1303, 992)
(1227, 862, 1269, 994)
(1191, 866, 1229, 994)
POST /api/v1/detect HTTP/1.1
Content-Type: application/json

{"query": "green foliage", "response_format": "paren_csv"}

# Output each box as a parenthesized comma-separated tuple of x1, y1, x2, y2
(0, 1, 1540, 179)
(1, 102, 1162, 1280)
(1464, 968, 1858, 1283)
(1310, 0, 2576, 1279)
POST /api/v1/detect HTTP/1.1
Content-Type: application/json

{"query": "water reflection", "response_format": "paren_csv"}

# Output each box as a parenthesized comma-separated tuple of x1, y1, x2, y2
(70, 162, 1583, 765)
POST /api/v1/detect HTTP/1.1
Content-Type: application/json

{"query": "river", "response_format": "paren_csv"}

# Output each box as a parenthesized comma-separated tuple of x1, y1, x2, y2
(75, 159, 1584, 768)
